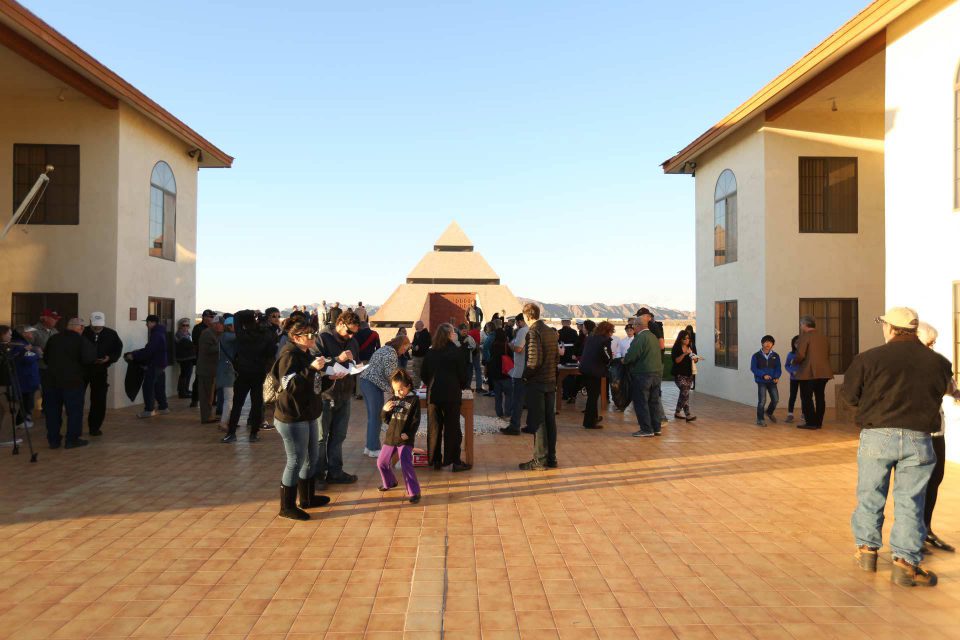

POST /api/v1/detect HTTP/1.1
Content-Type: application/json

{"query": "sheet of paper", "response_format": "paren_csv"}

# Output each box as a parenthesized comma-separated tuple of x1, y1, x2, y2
(325, 362, 369, 376)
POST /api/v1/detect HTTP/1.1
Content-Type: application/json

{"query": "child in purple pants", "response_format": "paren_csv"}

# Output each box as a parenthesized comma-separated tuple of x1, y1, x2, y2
(376, 368, 422, 503)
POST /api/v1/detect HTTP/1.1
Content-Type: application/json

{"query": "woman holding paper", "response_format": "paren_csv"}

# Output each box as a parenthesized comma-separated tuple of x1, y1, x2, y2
(421, 323, 470, 472)
(359, 335, 412, 458)
(272, 317, 333, 520)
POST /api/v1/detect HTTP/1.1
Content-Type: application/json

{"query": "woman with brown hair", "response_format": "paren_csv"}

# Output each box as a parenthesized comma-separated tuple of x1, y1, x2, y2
(359, 335, 412, 458)
(579, 321, 614, 429)
(420, 323, 470, 471)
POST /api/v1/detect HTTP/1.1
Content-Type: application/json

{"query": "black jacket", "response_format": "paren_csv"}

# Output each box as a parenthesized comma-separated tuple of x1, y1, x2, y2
(233, 329, 276, 376)
(558, 326, 579, 365)
(82, 327, 124, 375)
(317, 328, 361, 402)
(273, 343, 323, 423)
(486, 341, 512, 382)
(411, 329, 431, 358)
(44, 331, 96, 389)
(671, 342, 693, 377)
(421, 342, 468, 403)
(191, 321, 206, 356)
(841, 335, 952, 433)
(579, 334, 612, 378)
(380, 393, 420, 446)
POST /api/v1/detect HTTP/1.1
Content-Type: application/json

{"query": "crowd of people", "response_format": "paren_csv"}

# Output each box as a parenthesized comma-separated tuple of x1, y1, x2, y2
(1, 301, 955, 588)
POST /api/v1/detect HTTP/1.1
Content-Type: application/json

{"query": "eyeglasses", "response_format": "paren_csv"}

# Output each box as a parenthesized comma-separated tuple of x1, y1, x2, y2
(294, 332, 317, 340)
(269, 314, 280, 319)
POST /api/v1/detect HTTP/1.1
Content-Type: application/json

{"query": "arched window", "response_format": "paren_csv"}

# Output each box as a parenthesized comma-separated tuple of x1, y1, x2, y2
(714, 169, 737, 266)
(954, 64, 959, 210)
(149, 161, 177, 260)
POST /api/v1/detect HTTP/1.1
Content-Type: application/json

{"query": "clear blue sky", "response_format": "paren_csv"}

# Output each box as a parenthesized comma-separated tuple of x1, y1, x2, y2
(27, 0, 866, 312)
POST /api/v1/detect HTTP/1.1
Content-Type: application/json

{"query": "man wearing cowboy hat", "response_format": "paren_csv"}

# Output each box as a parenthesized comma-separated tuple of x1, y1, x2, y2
(843, 307, 952, 587)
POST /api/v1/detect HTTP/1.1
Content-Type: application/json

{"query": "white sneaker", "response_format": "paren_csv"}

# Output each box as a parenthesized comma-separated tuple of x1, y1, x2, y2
(366, 449, 381, 458)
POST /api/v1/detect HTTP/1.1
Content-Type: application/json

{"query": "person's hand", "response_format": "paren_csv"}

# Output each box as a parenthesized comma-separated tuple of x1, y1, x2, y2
(123, 353, 133, 362)
(309, 358, 324, 371)
(773, 378, 779, 384)
(24, 345, 33, 352)
(400, 433, 408, 441)
(384, 400, 396, 411)
(337, 350, 353, 363)
(763, 375, 771, 380)
(97, 356, 109, 364)
(331, 371, 349, 380)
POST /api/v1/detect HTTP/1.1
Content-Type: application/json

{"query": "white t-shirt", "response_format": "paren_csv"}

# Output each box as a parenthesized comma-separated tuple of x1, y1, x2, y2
(616, 335, 634, 359)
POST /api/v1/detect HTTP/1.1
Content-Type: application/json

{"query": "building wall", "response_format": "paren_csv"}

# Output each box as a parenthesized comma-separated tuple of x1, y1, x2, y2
(112, 104, 199, 407)
(693, 118, 768, 406)
(885, 0, 960, 461)
(762, 56, 887, 408)
(0, 86, 121, 359)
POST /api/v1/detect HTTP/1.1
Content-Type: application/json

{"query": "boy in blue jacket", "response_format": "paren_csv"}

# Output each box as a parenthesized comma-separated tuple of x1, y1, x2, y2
(750, 335, 782, 427)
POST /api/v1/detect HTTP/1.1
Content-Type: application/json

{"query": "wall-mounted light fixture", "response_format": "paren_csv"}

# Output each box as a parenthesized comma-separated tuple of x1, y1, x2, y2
(187, 148, 204, 163)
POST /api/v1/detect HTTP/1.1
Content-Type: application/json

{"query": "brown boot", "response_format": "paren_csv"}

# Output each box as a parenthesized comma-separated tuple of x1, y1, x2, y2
(854, 545, 878, 572)
(891, 557, 937, 587)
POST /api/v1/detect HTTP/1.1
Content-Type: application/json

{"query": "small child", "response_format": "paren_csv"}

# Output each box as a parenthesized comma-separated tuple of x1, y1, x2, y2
(750, 335, 782, 427)
(377, 368, 422, 503)
(784, 335, 801, 423)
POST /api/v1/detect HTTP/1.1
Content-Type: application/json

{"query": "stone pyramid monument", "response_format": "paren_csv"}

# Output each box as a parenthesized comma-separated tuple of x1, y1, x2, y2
(370, 221, 522, 330)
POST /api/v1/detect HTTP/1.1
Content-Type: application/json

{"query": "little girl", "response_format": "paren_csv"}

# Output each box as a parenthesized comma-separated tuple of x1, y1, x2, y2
(377, 368, 422, 503)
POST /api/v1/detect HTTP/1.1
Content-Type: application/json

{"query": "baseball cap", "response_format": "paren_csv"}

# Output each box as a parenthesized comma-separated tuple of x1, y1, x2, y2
(636, 307, 653, 318)
(201, 309, 215, 318)
(575, 319, 584, 326)
(877, 306, 919, 329)
(90, 311, 106, 327)
(223, 316, 234, 327)
(211, 314, 224, 323)
(67, 317, 85, 327)
(21, 326, 37, 334)
(41, 308, 61, 320)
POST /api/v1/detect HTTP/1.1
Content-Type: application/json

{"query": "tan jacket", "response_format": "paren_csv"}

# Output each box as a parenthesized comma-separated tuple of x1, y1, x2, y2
(795, 330, 834, 380)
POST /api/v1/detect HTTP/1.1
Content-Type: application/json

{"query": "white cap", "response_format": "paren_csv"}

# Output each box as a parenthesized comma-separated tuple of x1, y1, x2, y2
(90, 311, 106, 327)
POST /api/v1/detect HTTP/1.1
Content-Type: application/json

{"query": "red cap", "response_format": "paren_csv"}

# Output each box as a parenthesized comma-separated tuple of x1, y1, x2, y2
(41, 308, 61, 319)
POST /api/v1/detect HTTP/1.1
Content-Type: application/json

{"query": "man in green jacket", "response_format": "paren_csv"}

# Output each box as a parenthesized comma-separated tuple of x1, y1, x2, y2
(623, 311, 663, 437)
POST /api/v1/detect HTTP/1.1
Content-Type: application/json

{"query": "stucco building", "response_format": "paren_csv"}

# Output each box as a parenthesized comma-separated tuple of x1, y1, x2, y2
(371, 221, 522, 332)
(663, 0, 960, 459)
(1, 1, 232, 407)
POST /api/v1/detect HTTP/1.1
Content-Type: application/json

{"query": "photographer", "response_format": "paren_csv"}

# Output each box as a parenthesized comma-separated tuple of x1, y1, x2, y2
(2, 327, 41, 429)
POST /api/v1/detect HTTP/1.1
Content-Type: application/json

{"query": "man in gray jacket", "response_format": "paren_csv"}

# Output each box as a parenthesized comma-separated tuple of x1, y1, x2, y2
(195, 316, 223, 424)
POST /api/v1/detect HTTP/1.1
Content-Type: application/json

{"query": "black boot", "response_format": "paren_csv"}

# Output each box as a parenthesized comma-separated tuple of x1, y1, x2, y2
(298, 478, 331, 509)
(279, 485, 309, 520)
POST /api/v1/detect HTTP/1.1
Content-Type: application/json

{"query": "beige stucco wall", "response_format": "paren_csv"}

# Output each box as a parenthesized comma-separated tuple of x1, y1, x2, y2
(112, 103, 199, 407)
(885, 0, 960, 461)
(692, 117, 768, 406)
(762, 53, 887, 409)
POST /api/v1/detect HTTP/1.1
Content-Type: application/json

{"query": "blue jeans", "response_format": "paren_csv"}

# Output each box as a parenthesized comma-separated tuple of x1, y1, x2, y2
(142, 366, 168, 412)
(320, 398, 351, 478)
(756, 381, 779, 421)
(851, 428, 935, 565)
(275, 418, 320, 486)
(44, 386, 84, 446)
(509, 377, 526, 429)
(360, 378, 386, 451)
(630, 373, 661, 435)
(493, 379, 512, 417)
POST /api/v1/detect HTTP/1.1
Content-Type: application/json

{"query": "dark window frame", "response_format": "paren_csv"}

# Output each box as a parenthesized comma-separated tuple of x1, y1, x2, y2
(13, 144, 80, 225)
(714, 300, 738, 369)
(798, 298, 859, 374)
(149, 161, 177, 261)
(11, 292, 79, 332)
(799, 156, 858, 233)
(953, 282, 960, 385)
(714, 169, 738, 266)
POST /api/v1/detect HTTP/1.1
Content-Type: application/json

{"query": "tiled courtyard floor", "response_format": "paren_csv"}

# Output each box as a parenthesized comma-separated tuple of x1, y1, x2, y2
(0, 384, 958, 640)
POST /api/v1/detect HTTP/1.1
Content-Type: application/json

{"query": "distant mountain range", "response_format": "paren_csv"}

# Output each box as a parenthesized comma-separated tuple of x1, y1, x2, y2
(281, 301, 692, 321)
(520, 299, 694, 320)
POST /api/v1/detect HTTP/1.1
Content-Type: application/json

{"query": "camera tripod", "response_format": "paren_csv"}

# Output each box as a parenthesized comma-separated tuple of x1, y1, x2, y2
(0, 347, 38, 462)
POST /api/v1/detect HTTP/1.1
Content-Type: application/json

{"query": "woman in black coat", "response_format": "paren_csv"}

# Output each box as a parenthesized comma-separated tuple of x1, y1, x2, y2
(420, 323, 470, 472)
(579, 321, 614, 429)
